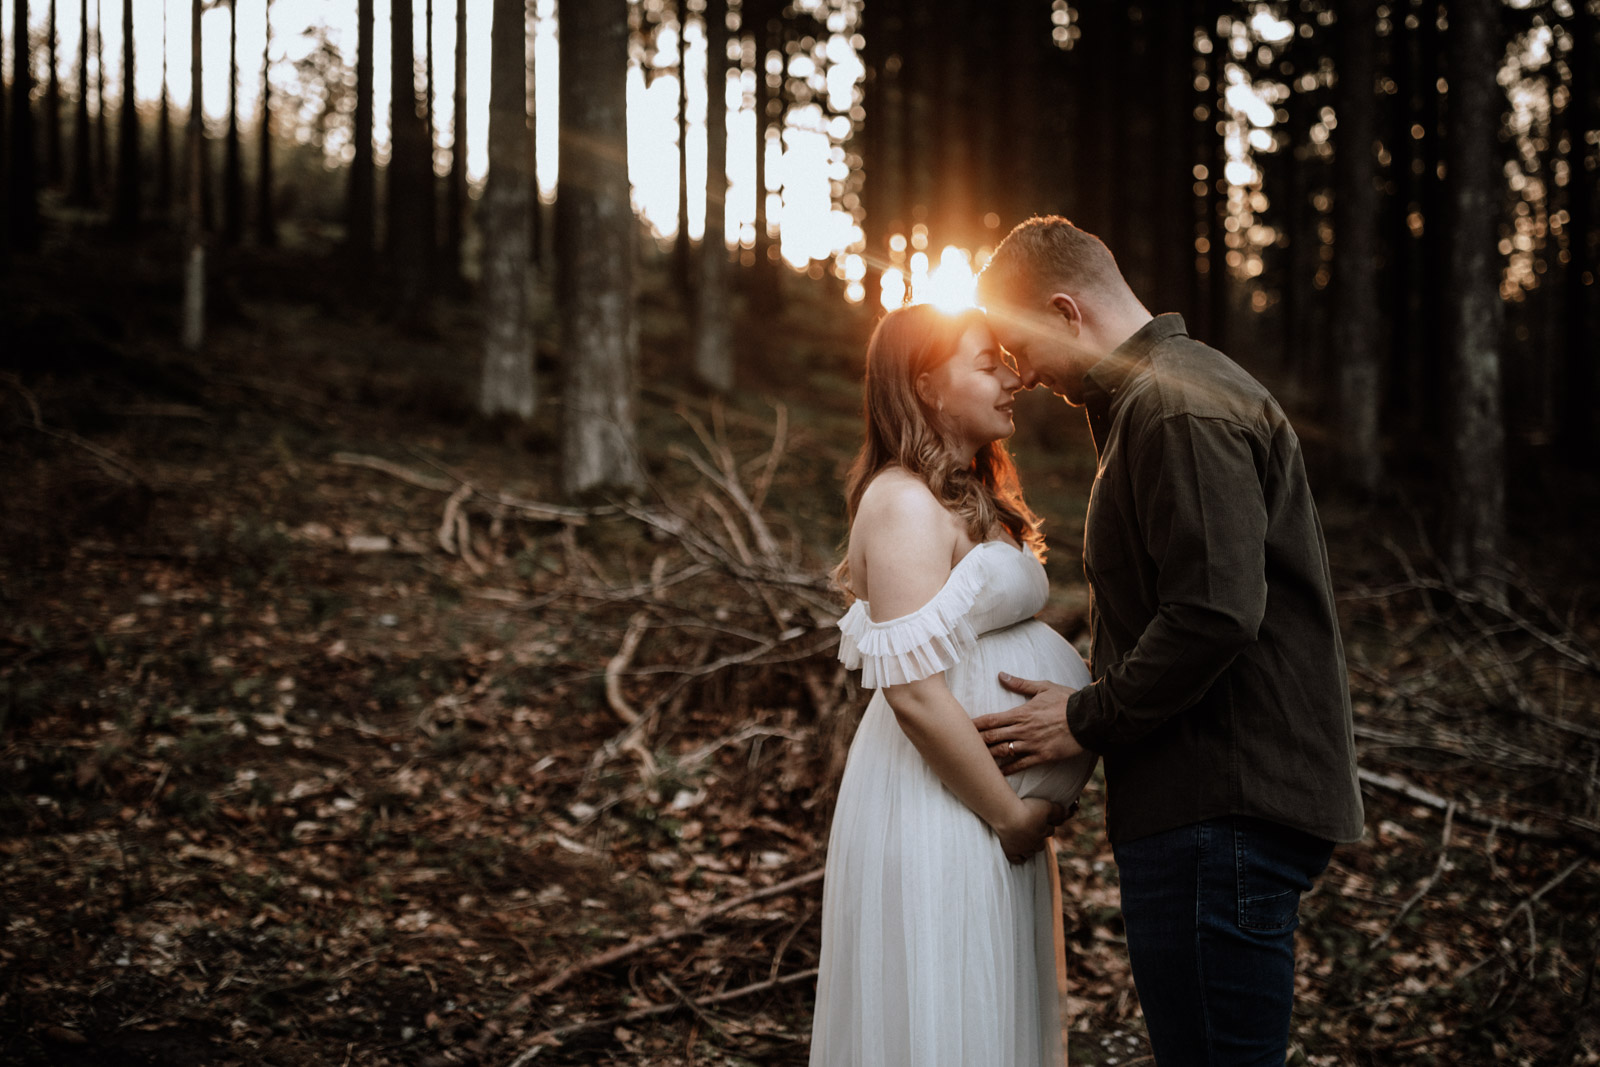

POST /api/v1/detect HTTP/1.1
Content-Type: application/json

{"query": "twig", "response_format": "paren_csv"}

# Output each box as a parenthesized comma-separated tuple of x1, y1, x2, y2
(533, 868, 825, 997)
(330, 451, 612, 524)
(602, 612, 657, 776)
(1357, 768, 1600, 855)
(523, 967, 819, 1049)
(1494, 856, 1588, 932)
(1369, 801, 1455, 950)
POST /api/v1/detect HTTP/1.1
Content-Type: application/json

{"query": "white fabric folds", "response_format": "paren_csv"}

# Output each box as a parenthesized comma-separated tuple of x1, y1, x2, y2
(835, 552, 985, 688)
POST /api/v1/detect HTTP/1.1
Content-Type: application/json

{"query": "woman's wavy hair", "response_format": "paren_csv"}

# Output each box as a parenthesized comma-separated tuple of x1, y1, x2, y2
(833, 303, 1045, 598)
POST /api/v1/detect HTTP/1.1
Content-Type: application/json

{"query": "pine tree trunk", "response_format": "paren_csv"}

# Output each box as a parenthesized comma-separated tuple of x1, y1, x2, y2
(95, 0, 108, 194)
(445, 0, 467, 281)
(157, 3, 172, 216)
(10, 0, 40, 250)
(388, 0, 431, 308)
(423, 0, 438, 258)
(257, 0, 276, 247)
(527, 3, 543, 268)
(1562, 0, 1597, 468)
(46, 0, 63, 185)
(1332, 0, 1383, 492)
(111, 0, 139, 235)
(674, 0, 693, 301)
(183, 0, 206, 352)
(558, 0, 643, 494)
(480, 0, 534, 419)
(347, 0, 376, 263)
(223, 0, 243, 245)
(1442, 0, 1506, 593)
(71, 0, 93, 205)
(693, 0, 733, 391)
(748, 0, 781, 312)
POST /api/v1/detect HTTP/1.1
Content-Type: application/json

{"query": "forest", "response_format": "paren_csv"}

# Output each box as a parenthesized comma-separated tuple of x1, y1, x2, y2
(2, 0, 1598, 1063)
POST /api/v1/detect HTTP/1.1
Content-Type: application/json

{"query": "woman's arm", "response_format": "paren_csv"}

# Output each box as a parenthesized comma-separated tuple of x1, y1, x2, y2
(854, 476, 1064, 861)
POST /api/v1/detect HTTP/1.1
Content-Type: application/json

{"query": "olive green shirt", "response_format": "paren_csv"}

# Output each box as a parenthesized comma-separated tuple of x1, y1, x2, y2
(1064, 314, 1365, 846)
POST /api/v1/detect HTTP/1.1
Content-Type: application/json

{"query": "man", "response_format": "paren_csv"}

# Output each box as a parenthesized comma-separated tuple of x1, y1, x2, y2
(971, 216, 1364, 1065)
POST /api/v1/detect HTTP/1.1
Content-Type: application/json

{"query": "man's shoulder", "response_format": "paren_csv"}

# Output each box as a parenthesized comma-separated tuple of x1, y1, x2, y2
(1137, 335, 1278, 426)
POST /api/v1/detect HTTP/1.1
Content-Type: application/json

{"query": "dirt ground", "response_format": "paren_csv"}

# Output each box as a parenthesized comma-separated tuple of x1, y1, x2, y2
(3, 237, 1598, 1065)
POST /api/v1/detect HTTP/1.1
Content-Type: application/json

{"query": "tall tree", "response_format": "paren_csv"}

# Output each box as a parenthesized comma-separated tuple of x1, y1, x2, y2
(157, 0, 173, 215)
(693, 0, 733, 391)
(1442, 0, 1506, 591)
(423, 0, 438, 257)
(674, 0, 693, 299)
(527, 3, 543, 268)
(46, 0, 63, 185)
(111, 0, 139, 234)
(445, 0, 467, 280)
(1562, 0, 1598, 468)
(1332, 0, 1383, 492)
(257, 0, 277, 246)
(95, 0, 108, 193)
(747, 0, 782, 312)
(71, 0, 93, 204)
(183, 0, 207, 351)
(10, 0, 41, 250)
(223, 0, 243, 245)
(388, 0, 432, 307)
(347, 0, 375, 263)
(479, 0, 534, 418)
(558, 0, 644, 494)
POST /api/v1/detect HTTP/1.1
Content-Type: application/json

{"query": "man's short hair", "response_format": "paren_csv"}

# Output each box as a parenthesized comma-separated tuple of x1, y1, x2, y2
(978, 216, 1127, 309)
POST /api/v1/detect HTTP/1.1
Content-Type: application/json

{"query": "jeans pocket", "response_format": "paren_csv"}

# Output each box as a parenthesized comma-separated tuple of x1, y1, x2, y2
(1234, 818, 1332, 933)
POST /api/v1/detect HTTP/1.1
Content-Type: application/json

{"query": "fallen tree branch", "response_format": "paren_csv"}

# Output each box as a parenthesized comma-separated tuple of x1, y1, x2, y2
(330, 451, 613, 524)
(522, 967, 820, 1050)
(533, 868, 825, 997)
(1370, 801, 1455, 951)
(1357, 769, 1600, 856)
(601, 611, 657, 777)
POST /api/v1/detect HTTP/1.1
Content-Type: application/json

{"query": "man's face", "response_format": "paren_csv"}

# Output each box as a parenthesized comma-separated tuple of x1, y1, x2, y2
(983, 298, 1093, 406)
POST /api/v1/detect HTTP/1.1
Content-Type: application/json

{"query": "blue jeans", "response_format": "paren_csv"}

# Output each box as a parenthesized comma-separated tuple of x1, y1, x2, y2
(1112, 816, 1334, 1066)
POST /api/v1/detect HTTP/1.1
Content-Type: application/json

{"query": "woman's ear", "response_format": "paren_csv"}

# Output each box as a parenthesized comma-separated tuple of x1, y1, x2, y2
(915, 371, 942, 412)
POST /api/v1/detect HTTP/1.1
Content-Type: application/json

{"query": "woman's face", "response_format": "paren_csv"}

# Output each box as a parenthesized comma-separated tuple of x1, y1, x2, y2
(922, 321, 1023, 456)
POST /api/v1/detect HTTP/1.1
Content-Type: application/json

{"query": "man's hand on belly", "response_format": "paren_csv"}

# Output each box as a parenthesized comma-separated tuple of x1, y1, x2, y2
(974, 673, 1085, 772)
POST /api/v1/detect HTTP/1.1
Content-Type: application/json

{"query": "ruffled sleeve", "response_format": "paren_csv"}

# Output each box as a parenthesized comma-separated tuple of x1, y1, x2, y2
(836, 561, 983, 689)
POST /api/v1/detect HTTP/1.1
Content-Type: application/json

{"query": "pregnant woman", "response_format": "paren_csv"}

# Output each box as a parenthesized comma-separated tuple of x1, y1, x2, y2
(809, 304, 1097, 1067)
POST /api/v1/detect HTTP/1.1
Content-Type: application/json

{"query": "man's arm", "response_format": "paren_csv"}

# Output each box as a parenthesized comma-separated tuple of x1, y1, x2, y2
(1066, 411, 1269, 751)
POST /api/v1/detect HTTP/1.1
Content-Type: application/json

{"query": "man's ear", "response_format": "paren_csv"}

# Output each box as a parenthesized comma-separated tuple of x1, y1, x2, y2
(1047, 292, 1082, 333)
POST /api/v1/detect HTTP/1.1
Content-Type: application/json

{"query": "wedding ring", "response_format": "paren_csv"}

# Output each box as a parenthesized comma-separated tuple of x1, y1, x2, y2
(1007, 741, 1016, 757)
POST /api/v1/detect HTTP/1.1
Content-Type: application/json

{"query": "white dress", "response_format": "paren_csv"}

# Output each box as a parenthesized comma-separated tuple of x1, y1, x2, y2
(810, 540, 1097, 1067)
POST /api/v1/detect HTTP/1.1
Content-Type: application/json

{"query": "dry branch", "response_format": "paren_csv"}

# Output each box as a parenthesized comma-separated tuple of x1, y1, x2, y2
(521, 967, 820, 1051)
(1357, 769, 1600, 855)
(532, 868, 825, 997)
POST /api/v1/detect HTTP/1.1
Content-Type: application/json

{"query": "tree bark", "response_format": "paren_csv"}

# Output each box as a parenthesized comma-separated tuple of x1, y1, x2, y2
(445, 0, 467, 282)
(1442, 0, 1506, 592)
(693, 0, 733, 391)
(388, 0, 432, 307)
(71, 0, 93, 205)
(183, 0, 206, 352)
(157, 1, 172, 216)
(95, 0, 108, 194)
(558, 0, 644, 494)
(257, 0, 277, 247)
(748, 0, 782, 312)
(1561, 0, 1597, 468)
(111, 0, 139, 236)
(424, 0, 438, 258)
(46, 0, 63, 185)
(1332, 0, 1383, 492)
(347, 0, 375, 263)
(527, 3, 543, 268)
(9, 0, 40, 250)
(479, 0, 534, 419)
(674, 0, 693, 302)
(223, 0, 243, 244)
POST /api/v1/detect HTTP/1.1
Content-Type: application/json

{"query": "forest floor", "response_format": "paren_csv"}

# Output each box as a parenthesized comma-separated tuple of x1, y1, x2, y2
(3, 230, 1600, 1066)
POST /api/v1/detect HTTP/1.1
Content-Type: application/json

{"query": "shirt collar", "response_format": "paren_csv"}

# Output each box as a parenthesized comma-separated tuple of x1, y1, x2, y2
(1082, 313, 1188, 404)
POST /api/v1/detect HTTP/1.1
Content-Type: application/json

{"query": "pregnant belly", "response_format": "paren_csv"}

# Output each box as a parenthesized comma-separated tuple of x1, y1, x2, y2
(957, 619, 1098, 809)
